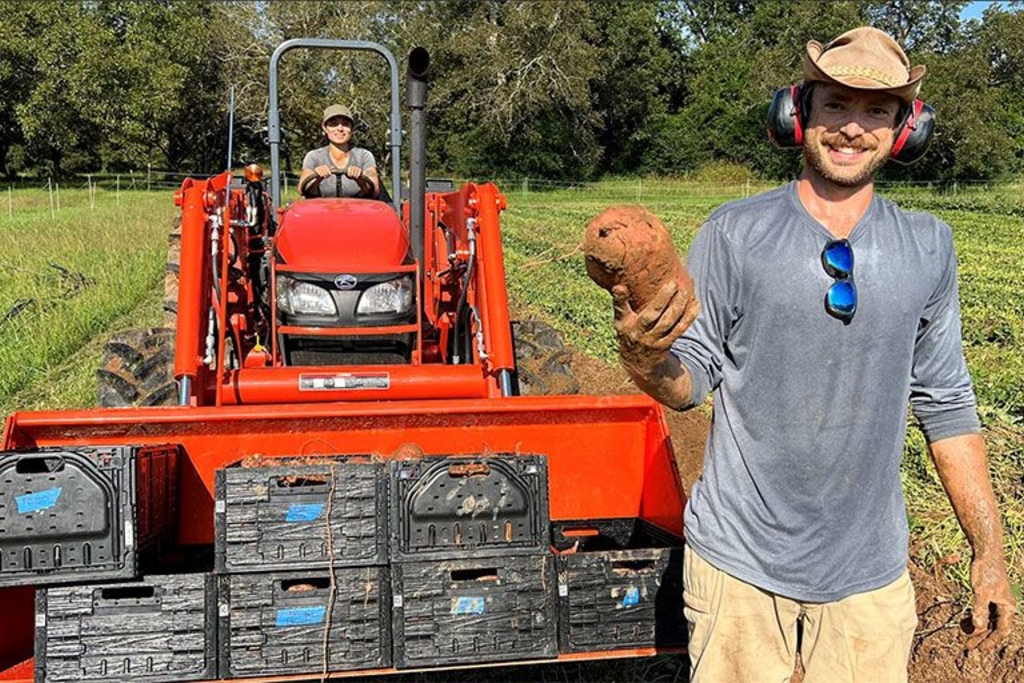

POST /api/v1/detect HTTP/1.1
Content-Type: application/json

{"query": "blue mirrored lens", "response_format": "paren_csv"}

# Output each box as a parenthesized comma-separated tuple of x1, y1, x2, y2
(827, 280, 857, 317)
(822, 239, 854, 278)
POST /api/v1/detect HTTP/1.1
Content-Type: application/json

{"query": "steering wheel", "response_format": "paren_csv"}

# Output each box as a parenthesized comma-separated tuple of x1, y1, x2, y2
(300, 167, 372, 199)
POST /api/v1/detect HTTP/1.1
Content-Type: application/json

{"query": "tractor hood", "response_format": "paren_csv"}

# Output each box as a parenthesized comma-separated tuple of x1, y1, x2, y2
(276, 199, 411, 271)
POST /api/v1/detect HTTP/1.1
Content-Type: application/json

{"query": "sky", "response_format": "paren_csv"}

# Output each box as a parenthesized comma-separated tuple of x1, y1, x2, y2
(960, 1, 1003, 21)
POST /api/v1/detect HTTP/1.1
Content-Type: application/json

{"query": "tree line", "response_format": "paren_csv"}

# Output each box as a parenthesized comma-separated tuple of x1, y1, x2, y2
(1, 0, 1021, 184)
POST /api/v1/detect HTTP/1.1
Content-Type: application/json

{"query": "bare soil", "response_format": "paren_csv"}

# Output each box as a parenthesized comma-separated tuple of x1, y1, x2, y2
(569, 351, 1023, 683)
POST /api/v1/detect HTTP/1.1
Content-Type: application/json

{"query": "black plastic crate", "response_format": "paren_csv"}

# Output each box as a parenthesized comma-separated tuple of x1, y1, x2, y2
(219, 566, 391, 677)
(392, 554, 557, 668)
(34, 572, 216, 683)
(215, 458, 387, 573)
(390, 454, 549, 561)
(0, 445, 178, 587)
(553, 519, 685, 653)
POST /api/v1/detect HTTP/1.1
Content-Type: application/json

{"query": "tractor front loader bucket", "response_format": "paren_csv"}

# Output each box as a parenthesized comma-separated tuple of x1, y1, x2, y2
(0, 394, 685, 681)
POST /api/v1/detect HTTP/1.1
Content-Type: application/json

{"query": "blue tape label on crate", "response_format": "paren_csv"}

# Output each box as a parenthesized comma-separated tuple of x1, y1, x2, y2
(275, 606, 326, 627)
(285, 503, 325, 522)
(451, 597, 485, 615)
(15, 487, 62, 514)
(621, 586, 640, 608)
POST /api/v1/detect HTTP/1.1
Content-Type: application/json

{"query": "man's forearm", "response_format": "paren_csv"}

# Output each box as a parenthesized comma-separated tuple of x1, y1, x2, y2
(929, 434, 1005, 559)
(621, 351, 694, 411)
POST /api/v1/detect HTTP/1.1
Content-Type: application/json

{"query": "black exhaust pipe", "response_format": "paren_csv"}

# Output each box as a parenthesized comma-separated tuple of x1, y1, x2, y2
(406, 47, 430, 269)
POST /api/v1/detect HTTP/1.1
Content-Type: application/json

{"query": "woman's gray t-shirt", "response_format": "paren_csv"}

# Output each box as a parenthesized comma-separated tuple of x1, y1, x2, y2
(671, 181, 979, 602)
(301, 146, 376, 197)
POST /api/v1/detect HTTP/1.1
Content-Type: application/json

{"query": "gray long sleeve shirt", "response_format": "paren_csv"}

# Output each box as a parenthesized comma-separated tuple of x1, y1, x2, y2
(671, 181, 980, 602)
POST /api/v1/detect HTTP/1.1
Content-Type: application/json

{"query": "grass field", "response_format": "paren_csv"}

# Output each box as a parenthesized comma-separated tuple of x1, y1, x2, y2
(0, 179, 1020, 608)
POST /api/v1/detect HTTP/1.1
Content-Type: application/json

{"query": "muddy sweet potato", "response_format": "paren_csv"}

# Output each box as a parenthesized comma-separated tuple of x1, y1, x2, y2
(583, 205, 696, 312)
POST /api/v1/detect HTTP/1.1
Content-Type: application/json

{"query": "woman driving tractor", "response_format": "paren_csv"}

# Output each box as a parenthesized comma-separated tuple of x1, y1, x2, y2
(298, 104, 380, 198)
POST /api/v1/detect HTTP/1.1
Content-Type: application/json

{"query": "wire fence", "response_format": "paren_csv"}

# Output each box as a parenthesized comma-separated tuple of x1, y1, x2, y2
(3, 170, 1023, 220)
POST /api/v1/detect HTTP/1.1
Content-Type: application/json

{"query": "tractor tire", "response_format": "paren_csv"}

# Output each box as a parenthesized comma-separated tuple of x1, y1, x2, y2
(164, 214, 181, 328)
(96, 327, 177, 407)
(512, 320, 580, 396)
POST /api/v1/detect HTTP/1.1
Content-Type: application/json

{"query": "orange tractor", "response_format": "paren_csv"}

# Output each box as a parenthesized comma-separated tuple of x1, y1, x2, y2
(0, 41, 687, 682)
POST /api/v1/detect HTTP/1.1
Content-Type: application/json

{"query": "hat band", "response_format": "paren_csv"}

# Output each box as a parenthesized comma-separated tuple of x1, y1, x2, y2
(823, 64, 906, 87)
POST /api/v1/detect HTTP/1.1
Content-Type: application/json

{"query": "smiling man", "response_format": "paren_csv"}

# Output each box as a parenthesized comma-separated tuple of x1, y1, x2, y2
(610, 26, 1016, 682)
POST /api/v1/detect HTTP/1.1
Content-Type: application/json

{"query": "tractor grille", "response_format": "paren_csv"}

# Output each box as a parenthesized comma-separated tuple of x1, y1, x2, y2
(283, 334, 412, 366)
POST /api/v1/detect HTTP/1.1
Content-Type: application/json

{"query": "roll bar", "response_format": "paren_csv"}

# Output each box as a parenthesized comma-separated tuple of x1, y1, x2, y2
(267, 39, 402, 210)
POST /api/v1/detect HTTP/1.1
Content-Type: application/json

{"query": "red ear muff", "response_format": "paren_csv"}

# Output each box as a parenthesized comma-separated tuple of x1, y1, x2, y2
(767, 84, 807, 148)
(767, 84, 814, 147)
(890, 99, 935, 165)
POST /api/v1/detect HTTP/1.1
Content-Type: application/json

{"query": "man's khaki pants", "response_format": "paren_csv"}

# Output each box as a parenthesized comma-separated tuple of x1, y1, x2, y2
(684, 545, 918, 683)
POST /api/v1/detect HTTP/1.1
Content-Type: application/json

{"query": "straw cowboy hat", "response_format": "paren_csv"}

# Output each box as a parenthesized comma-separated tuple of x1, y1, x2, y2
(803, 27, 926, 104)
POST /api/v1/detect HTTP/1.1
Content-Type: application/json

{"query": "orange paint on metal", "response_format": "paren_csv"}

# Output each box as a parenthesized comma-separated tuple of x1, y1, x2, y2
(474, 183, 515, 373)
(0, 647, 686, 682)
(218, 365, 489, 403)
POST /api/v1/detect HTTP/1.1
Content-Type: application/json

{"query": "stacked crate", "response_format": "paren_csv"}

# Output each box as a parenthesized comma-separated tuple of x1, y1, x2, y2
(552, 519, 686, 653)
(0, 445, 217, 683)
(34, 572, 216, 683)
(389, 454, 557, 668)
(0, 446, 177, 587)
(214, 457, 391, 678)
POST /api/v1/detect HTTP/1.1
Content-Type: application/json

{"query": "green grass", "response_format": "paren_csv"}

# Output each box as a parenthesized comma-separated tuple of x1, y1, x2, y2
(0, 188, 173, 413)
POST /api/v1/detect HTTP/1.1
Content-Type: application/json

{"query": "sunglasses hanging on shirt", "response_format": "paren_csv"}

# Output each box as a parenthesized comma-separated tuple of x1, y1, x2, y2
(821, 238, 857, 323)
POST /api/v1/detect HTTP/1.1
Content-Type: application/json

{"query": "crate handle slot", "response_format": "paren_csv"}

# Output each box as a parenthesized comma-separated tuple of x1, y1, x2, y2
(447, 462, 490, 477)
(560, 527, 600, 538)
(451, 568, 499, 582)
(100, 585, 157, 600)
(611, 559, 655, 573)
(281, 577, 331, 592)
(15, 455, 65, 474)
(275, 475, 328, 489)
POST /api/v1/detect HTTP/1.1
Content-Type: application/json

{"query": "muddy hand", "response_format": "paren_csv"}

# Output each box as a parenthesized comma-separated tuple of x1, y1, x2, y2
(613, 280, 698, 378)
(963, 555, 1017, 651)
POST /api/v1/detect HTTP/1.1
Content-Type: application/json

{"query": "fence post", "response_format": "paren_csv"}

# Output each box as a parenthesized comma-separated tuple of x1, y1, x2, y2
(147, 164, 152, 191)
(7, 186, 11, 219)
(116, 175, 120, 205)
(88, 174, 95, 209)
(55, 182, 60, 212)
(48, 177, 54, 218)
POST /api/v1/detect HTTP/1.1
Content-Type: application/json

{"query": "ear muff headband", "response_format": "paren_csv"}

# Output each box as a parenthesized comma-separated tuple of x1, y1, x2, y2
(766, 84, 936, 165)
(889, 99, 935, 165)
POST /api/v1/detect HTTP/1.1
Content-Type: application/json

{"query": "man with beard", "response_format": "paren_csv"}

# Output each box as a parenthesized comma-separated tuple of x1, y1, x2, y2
(611, 26, 1016, 682)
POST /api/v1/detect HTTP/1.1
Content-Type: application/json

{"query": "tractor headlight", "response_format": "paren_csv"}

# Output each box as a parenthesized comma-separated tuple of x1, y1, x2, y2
(357, 276, 414, 315)
(276, 276, 337, 316)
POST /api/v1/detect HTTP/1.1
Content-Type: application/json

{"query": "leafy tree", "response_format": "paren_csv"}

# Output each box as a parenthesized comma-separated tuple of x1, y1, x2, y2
(861, 0, 968, 53)
(400, 0, 601, 179)
(589, 0, 682, 174)
(9, 2, 105, 177)
(84, 1, 230, 172)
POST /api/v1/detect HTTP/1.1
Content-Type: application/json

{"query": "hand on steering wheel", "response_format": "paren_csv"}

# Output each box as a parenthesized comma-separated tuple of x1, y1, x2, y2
(300, 166, 373, 198)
